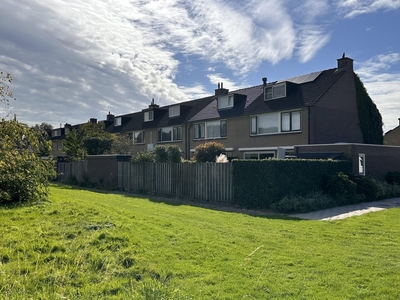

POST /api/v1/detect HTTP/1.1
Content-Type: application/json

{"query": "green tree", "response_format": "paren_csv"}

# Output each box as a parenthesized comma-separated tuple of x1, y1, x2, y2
(63, 122, 114, 160)
(0, 118, 56, 203)
(192, 141, 225, 162)
(31, 123, 53, 157)
(0, 71, 16, 107)
(111, 134, 135, 154)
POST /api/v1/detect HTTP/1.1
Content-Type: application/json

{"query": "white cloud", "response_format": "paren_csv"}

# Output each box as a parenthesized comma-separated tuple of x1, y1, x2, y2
(337, 0, 400, 17)
(206, 74, 243, 91)
(356, 53, 400, 131)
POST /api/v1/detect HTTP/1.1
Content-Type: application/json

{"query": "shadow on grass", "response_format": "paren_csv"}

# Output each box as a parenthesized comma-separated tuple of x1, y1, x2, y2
(51, 183, 298, 221)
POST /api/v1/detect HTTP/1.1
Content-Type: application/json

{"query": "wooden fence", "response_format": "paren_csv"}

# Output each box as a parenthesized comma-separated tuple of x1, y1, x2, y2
(117, 162, 234, 203)
(57, 161, 87, 182)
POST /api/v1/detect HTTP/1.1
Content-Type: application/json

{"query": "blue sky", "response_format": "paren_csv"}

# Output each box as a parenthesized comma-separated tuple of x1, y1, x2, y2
(0, 0, 399, 132)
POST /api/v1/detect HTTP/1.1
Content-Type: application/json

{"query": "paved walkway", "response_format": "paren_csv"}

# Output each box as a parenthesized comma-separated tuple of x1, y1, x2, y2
(290, 198, 400, 221)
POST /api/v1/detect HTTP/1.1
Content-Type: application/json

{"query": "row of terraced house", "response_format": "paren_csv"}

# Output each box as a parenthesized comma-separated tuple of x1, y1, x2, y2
(51, 55, 372, 162)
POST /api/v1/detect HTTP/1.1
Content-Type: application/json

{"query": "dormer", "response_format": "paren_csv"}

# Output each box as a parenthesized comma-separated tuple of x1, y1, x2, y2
(169, 105, 180, 118)
(142, 98, 159, 122)
(217, 94, 234, 110)
(114, 117, 122, 126)
(263, 76, 287, 102)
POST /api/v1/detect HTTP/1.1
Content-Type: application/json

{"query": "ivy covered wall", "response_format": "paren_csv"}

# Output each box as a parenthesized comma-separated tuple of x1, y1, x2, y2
(354, 73, 383, 144)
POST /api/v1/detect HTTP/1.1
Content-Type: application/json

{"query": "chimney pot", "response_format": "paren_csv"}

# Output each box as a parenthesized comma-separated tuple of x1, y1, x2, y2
(262, 77, 267, 85)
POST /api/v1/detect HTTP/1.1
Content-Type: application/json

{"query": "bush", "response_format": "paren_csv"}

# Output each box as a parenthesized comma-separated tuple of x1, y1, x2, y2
(192, 141, 225, 162)
(385, 171, 400, 185)
(271, 191, 337, 213)
(324, 172, 357, 200)
(352, 175, 380, 201)
(0, 118, 56, 203)
(167, 145, 181, 163)
(131, 151, 155, 163)
(154, 145, 168, 162)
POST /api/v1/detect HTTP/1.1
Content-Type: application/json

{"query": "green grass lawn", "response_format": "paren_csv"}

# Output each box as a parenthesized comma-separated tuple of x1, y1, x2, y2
(1, 185, 400, 299)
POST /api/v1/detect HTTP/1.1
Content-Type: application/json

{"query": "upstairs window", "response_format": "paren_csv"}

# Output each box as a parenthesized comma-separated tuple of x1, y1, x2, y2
(281, 111, 301, 132)
(158, 126, 182, 142)
(114, 117, 122, 126)
(52, 129, 61, 137)
(144, 111, 154, 122)
(218, 95, 234, 109)
(194, 120, 227, 139)
(169, 105, 180, 117)
(251, 110, 301, 135)
(265, 82, 286, 100)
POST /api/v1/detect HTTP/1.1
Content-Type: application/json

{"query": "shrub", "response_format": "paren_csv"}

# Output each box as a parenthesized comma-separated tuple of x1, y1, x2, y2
(271, 191, 337, 213)
(0, 118, 56, 203)
(131, 151, 155, 163)
(324, 172, 357, 200)
(385, 171, 400, 185)
(352, 175, 380, 201)
(192, 141, 225, 162)
(154, 145, 168, 162)
(167, 145, 181, 163)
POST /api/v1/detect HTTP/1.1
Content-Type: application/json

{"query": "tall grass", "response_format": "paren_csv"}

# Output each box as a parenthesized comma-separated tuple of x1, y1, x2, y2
(0, 184, 399, 299)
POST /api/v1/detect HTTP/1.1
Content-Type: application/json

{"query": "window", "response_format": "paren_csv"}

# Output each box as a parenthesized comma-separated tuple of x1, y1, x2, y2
(169, 105, 180, 117)
(127, 131, 145, 144)
(52, 129, 61, 137)
(114, 117, 121, 126)
(57, 141, 63, 150)
(251, 113, 279, 135)
(251, 110, 300, 135)
(281, 111, 301, 132)
(218, 95, 234, 109)
(244, 152, 274, 160)
(194, 120, 227, 139)
(359, 153, 365, 176)
(158, 126, 182, 142)
(144, 111, 154, 122)
(265, 83, 286, 100)
(65, 127, 70, 135)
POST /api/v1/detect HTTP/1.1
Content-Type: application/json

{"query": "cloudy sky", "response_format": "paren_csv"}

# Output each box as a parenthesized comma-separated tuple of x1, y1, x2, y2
(0, 0, 399, 132)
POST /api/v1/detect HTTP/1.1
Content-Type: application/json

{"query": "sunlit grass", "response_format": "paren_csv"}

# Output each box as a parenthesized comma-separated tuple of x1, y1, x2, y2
(0, 184, 400, 299)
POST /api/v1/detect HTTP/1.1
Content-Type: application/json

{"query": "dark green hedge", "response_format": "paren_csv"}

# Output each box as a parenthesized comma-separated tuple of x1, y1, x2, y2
(232, 159, 352, 209)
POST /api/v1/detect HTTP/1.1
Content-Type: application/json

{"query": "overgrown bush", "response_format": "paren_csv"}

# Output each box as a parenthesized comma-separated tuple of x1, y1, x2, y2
(352, 175, 380, 201)
(0, 118, 56, 203)
(131, 151, 155, 163)
(324, 172, 357, 200)
(271, 191, 337, 213)
(192, 141, 225, 162)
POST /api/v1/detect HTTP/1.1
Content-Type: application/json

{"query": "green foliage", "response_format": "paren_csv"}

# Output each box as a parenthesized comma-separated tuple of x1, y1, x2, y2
(385, 171, 400, 185)
(167, 145, 182, 163)
(355, 73, 383, 144)
(0, 118, 56, 203)
(0, 71, 16, 106)
(271, 191, 337, 213)
(192, 141, 225, 162)
(324, 172, 357, 199)
(131, 151, 155, 163)
(84, 137, 114, 155)
(232, 159, 352, 209)
(154, 145, 168, 162)
(111, 134, 134, 154)
(63, 122, 114, 160)
(31, 124, 52, 157)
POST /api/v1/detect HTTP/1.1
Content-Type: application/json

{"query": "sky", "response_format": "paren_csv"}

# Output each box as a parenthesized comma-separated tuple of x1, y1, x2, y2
(0, 0, 399, 133)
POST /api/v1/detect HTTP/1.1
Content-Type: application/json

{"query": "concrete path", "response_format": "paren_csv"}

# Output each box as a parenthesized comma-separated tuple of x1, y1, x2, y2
(290, 198, 400, 221)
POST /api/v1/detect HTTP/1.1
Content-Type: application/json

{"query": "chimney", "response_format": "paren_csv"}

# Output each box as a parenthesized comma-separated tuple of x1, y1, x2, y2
(148, 98, 159, 108)
(337, 53, 353, 70)
(106, 111, 114, 122)
(262, 77, 267, 86)
(89, 118, 97, 124)
(215, 82, 229, 96)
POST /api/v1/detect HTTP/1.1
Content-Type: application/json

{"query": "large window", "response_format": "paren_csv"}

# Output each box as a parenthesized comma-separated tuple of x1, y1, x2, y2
(158, 126, 182, 142)
(265, 83, 286, 100)
(244, 152, 274, 160)
(127, 131, 145, 144)
(169, 105, 180, 117)
(194, 120, 227, 139)
(281, 111, 301, 132)
(218, 95, 233, 109)
(251, 110, 300, 135)
(144, 111, 154, 122)
(52, 129, 61, 137)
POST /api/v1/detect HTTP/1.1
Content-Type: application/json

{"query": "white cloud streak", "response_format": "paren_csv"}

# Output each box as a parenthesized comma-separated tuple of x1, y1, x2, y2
(337, 0, 400, 17)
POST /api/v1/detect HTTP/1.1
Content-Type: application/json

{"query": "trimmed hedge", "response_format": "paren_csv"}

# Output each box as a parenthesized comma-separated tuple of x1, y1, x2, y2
(232, 159, 352, 209)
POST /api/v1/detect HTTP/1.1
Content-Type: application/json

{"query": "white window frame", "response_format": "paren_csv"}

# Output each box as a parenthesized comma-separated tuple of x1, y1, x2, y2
(158, 126, 182, 142)
(250, 110, 301, 135)
(169, 105, 180, 117)
(52, 129, 61, 137)
(127, 131, 145, 144)
(359, 153, 366, 176)
(265, 82, 286, 100)
(114, 117, 122, 126)
(144, 111, 154, 122)
(193, 120, 227, 140)
(218, 95, 234, 109)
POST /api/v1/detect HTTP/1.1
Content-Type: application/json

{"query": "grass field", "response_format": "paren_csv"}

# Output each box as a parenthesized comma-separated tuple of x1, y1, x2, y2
(1, 184, 400, 299)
